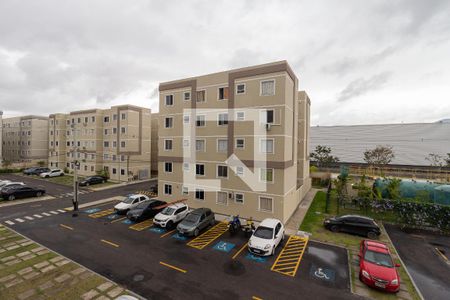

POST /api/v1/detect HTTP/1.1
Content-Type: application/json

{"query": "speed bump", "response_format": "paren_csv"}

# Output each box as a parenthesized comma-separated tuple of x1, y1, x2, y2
(270, 235, 308, 277)
(187, 222, 228, 250)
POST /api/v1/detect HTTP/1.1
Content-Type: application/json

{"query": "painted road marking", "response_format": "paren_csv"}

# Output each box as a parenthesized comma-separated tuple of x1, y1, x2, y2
(213, 241, 236, 253)
(160, 229, 177, 238)
(271, 235, 309, 277)
(122, 219, 134, 225)
(5, 221, 14, 225)
(15, 218, 25, 223)
(50, 211, 59, 215)
(159, 261, 187, 273)
(24, 216, 34, 220)
(84, 208, 101, 214)
(129, 219, 153, 231)
(232, 243, 248, 260)
(89, 208, 115, 219)
(60, 224, 74, 231)
(252, 296, 263, 300)
(57, 209, 66, 213)
(435, 247, 448, 262)
(33, 214, 42, 218)
(172, 233, 188, 241)
(42, 212, 51, 216)
(245, 253, 267, 263)
(110, 216, 127, 224)
(187, 222, 228, 250)
(101, 239, 119, 248)
(149, 227, 166, 234)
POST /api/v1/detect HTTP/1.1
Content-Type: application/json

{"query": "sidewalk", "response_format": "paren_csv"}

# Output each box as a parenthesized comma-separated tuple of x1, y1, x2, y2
(285, 188, 322, 235)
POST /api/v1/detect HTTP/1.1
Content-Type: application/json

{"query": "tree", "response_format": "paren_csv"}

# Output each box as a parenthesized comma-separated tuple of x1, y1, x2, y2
(386, 178, 401, 200)
(310, 145, 339, 168)
(363, 145, 394, 174)
(445, 153, 450, 167)
(425, 153, 444, 167)
(37, 160, 46, 167)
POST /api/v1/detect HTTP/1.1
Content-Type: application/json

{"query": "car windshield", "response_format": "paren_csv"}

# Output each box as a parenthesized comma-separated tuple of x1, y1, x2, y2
(123, 196, 136, 204)
(85, 177, 94, 180)
(161, 207, 176, 215)
(184, 214, 200, 223)
(364, 250, 394, 268)
(253, 226, 273, 239)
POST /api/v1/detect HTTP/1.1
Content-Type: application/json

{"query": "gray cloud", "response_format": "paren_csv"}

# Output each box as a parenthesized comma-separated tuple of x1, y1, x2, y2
(337, 72, 392, 102)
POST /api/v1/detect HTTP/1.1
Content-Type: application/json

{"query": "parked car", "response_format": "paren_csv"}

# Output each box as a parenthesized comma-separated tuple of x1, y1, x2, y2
(79, 176, 107, 186)
(1, 185, 46, 201)
(0, 180, 12, 187)
(40, 169, 64, 178)
(177, 208, 215, 236)
(114, 194, 150, 215)
(323, 215, 381, 239)
(154, 203, 189, 228)
(126, 199, 167, 222)
(248, 218, 284, 256)
(23, 167, 50, 175)
(359, 240, 400, 293)
(0, 182, 25, 193)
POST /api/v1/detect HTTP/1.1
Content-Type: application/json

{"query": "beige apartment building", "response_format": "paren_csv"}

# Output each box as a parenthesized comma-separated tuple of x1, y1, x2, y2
(151, 113, 159, 175)
(158, 61, 311, 223)
(48, 105, 152, 182)
(2, 115, 49, 167)
(0, 111, 3, 165)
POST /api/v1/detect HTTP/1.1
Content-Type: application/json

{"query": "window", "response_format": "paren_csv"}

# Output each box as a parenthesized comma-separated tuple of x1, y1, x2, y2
(260, 168, 274, 182)
(184, 92, 191, 101)
(121, 127, 126, 134)
(196, 164, 205, 176)
(113, 114, 117, 121)
(218, 87, 229, 100)
(113, 128, 117, 134)
(236, 111, 245, 121)
(112, 141, 117, 148)
(196, 115, 205, 127)
(112, 168, 117, 174)
(104, 129, 108, 135)
(104, 116, 110, 123)
(183, 139, 190, 148)
(183, 115, 190, 124)
(236, 83, 245, 94)
(121, 113, 126, 120)
(165, 95, 174, 106)
(235, 193, 244, 204)
(260, 80, 275, 96)
(183, 162, 190, 171)
(236, 166, 244, 176)
(261, 109, 274, 124)
(164, 184, 172, 195)
(103, 141, 109, 148)
(259, 196, 273, 212)
(121, 169, 125, 175)
(195, 189, 205, 200)
(165, 117, 173, 128)
(260, 139, 274, 153)
(195, 139, 205, 152)
(218, 113, 228, 126)
(236, 138, 245, 149)
(217, 139, 228, 152)
(91, 116, 95, 122)
(217, 165, 228, 178)
(164, 139, 173, 151)
(196, 90, 205, 102)
(217, 192, 228, 205)
(182, 186, 189, 195)
(84, 117, 88, 123)
(164, 162, 173, 173)
(121, 141, 126, 148)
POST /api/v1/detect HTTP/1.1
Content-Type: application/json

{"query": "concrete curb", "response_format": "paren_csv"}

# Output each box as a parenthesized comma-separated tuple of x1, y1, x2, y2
(88, 178, 156, 192)
(0, 195, 56, 208)
(64, 196, 123, 211)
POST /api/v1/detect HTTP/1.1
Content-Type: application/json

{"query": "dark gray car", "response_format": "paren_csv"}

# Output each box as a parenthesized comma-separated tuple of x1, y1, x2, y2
(177, 208, 215, 236)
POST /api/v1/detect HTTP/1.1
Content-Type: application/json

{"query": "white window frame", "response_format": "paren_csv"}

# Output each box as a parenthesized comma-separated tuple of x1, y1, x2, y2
(260, 109, 275, 124)
(164, 117, 174, 128)
(258, 196, 273, 213)
(195, 188, 205, 201)
(183, 162, 190, 171)
(236, 83, 246, 95)
(217, 113, 229, 126)
(259, 168, 274, 183)
(217, 139, 228, 153)
(183, 139, 190, 148)
(260, 79, 275, 96)
(217, 165, 228, 179)
(216, 191, 228, 206)
(196, 115, 206, 127)
(164, 184, 172, 195)
(183, 115, 190, 124)
(183, 91, 191, 101)
(235, 166, 244, 176)
(165, 94, 174, 106)
(195, 139, 206, 152)
(196, 90, 207, 103)
(164, 162, 173, 173)
(164, 139, 173, 151)
(236, 111, 245, 121)
(235, 193, 244, 204)
(182, 186, 189, 195)
(260, 138, 274, 154)
(235, 138, 245, 149)
(217, 87, 228, 101)
(195, 163, 205, 176)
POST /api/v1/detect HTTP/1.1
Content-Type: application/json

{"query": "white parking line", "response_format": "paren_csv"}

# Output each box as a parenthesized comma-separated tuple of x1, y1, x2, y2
(57, 209, 66, 213)
(42, 212, 51, 216)
(15, 218, 25, 223)
(24, 216, 34, 220)
(50, 211, 59, 215)
(33, 214, 42, 218)
(5, 220, 14, 225)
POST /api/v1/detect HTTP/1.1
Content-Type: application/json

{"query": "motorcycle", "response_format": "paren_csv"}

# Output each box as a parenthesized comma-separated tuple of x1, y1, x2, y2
(228, 215, 241, 236)
(242, 217, 255, 238)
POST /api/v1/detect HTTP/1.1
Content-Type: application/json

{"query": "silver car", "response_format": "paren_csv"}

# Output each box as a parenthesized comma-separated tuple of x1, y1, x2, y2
(177, 208, 215, 237)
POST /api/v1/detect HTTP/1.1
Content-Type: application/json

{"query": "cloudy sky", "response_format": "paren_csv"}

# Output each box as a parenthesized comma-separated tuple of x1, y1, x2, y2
(0, 0, 449, 125)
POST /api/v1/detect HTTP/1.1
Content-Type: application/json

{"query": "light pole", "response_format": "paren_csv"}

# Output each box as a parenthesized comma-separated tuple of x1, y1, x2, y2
(71, 123, 79, 216)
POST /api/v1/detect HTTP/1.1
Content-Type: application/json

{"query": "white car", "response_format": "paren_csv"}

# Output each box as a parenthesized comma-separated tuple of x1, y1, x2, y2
(114, 194, 150, 215)
(0, 182, 25, 192)
(0, 180, 12, 187)
(248, 218, 285, 256)
(40, 169, 64, 178)
(154, 203, 189, 228)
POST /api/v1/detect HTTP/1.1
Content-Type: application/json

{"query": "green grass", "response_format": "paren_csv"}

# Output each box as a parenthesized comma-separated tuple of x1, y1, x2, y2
(27, 174, 117, 189)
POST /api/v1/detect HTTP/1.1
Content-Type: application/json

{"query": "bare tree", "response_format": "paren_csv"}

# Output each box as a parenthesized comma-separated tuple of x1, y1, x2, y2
(446, 153, 450, 167)
(425, 153, 444, 167)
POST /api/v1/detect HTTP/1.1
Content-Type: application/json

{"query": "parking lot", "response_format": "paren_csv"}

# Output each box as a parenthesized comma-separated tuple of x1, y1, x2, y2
(3, 197, 358, 299)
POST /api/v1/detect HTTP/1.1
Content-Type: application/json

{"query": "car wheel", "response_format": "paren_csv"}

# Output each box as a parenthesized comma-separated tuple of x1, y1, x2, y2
(60, 173, 64, 176)
(367, 231, 378, 239)
(45, 175, 49, 178)
(194, 228, 199, 237)
(210, 219, 215, 226)
(8, 195, 15, 201)
(330, 225, 339, 233)
(36, 192, 42, 197)
(166, 221, 173, 229)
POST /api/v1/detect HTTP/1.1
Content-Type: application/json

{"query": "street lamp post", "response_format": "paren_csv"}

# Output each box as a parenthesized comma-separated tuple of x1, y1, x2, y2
(71, 123, 79, 217)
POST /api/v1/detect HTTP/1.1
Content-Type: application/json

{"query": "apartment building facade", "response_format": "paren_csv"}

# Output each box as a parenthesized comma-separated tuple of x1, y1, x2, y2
(48, 105, 152, 182)
(0, 111, 3, 165)
(151, 113, 159, 176)
(158, 61, 311, 223)
(2, 115, 49, 167)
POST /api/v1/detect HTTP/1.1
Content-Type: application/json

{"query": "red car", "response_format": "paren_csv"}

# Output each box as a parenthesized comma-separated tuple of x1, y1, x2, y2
(359, 240, 400, 293)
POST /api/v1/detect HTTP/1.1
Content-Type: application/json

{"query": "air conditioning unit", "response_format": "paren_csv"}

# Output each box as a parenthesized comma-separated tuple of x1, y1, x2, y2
(265, 123, 272, 131)
(228, 192, 234, 199)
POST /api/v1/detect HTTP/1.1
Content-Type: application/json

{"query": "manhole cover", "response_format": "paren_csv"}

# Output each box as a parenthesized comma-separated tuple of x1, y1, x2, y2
(223, 260, 246, 276)
(133, 274, 145, 282)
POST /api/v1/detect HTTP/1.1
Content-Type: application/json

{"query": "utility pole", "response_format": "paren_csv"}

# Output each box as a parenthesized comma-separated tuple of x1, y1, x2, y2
(71, 123, 79, 216)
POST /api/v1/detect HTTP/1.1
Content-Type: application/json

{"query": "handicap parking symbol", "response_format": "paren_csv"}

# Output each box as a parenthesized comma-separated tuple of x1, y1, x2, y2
(122, 219, 134, 225)
(172, 233, 188, 241)
(213, 241, 235, 253)
(84, 208, 101, 214)
(107, 214, 119, 220)
(245, 253, 267, 263)
(310, 264, 335, 282)
(149, 227, 166, 234)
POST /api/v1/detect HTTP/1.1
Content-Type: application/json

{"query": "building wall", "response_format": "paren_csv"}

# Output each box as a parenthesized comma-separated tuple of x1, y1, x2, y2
(151, 113, 159, 175)
(2, 115, 49, 167)
(310, 122, 450, 166)
(158, 61, 311, 223)
(0, 111, 3, 165)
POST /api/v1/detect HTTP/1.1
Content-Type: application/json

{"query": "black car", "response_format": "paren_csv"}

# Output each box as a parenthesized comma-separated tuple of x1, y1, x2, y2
(323, 215, 381, 239)
(1, 186, 46, 201)
(23, 167, 50, 175)
(126, 199, 167, 222)
(79, 176, 107, 186)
